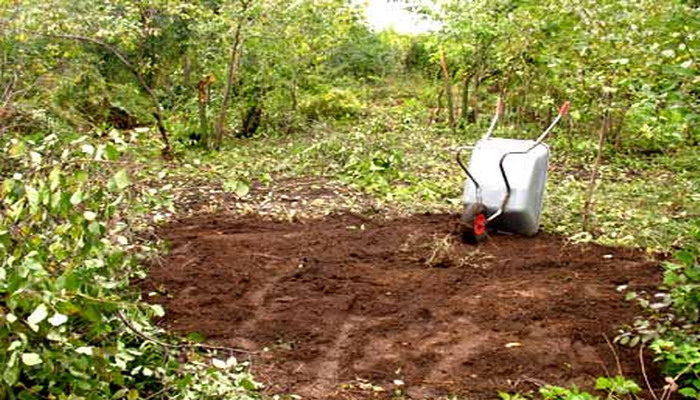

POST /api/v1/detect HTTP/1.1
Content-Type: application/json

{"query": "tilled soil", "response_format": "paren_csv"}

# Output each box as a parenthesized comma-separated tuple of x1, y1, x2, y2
(143, 213, 662, 399)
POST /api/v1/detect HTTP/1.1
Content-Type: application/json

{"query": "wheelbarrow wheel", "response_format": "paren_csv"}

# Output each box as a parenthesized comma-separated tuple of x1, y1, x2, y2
(459, 203, 488, 244)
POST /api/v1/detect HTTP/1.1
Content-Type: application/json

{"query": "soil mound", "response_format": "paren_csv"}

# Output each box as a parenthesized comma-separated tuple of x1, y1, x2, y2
(143, 213, 662, 399)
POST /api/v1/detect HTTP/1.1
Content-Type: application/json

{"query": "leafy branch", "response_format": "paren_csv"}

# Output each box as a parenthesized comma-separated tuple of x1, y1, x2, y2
(27, 31, 172, 156)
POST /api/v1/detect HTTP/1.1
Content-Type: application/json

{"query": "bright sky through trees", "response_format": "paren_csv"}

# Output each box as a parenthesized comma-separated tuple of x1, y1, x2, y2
(362, 0, 440, 34)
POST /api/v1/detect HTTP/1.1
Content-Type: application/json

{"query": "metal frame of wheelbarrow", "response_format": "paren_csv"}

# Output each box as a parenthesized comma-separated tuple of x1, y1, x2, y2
(455, 99, 570, 243)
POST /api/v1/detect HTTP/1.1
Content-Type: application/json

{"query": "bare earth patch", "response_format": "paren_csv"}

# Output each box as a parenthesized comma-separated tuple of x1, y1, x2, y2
(143, 213, 662, 399)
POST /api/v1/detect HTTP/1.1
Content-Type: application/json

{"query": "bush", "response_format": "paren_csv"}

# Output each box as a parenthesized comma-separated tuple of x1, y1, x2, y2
(650, 244, 700, 398)
(0, 132, 260, 399)
(300, 87, 365, 121)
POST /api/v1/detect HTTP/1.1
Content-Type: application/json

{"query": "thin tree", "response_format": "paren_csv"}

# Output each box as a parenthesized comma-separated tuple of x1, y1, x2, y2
(439, 48, 456, 135)
(583, 92, 612, 230)
(198, 74, 215, 148)
(213, 0, 252, 149)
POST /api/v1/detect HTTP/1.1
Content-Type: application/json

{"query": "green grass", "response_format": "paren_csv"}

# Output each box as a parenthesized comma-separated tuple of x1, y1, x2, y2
(162, 78, 699, 253)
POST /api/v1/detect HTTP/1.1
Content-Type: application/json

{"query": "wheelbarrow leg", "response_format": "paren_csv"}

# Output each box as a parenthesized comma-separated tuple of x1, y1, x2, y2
(459, 203, 488, 244)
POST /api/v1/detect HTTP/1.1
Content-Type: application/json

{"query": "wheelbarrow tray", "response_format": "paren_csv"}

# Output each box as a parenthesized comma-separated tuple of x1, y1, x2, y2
(463, 138, 549, 237)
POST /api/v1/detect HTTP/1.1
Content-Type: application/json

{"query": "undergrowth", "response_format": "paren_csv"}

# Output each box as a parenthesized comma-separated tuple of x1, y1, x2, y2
(0, 132, 261, 399)
(173, 77, 700, 252)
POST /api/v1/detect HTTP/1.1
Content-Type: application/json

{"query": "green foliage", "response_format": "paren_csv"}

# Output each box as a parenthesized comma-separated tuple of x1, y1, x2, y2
(594, 376, 641, 397)
(614, 237, 700, 398)
(2, 0, 402, 142)
(538, 379, 644, 400)
(542, 146, 700, 251)
(300, 87, 365, 121)
(2, 0, 697, 151)
(663, 250, 700, 323)
(329, 27, 405, 80)
(0, 132, 260, 399)
(540, 385, 600, 400)
(340, 145, 406, 193)
(430, 0, 699, 153)
(651, 245, 700, 397)
(2, 0, 700, 397)
(499, 376, 641, 399)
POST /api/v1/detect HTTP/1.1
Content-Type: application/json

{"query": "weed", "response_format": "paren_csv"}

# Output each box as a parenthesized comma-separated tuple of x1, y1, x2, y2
(619, 241, 700, 398)
(424, 234, 455, 268)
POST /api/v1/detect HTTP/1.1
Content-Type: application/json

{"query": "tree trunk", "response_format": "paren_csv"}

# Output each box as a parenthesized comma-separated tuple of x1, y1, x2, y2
(439, 49, 456, 134)
(213, 2, 249, 149)
(567, 114, 574, 151)
(198, 101, 207, 144)
(582, 94, 612, 231)
(461, 73, 472, 123)
(240, 101, 262, 138)
(290, 81, 298, 113)
(613, 105, 628, 150)
(183, 54, 192, 89)
(197, 75, 214, 147)
(429, 88, 444, 126)
(469, 75, 480, 124)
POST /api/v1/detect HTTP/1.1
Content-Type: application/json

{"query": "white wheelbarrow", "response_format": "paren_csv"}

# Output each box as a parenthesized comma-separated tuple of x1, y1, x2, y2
(456, 99, 570, 243)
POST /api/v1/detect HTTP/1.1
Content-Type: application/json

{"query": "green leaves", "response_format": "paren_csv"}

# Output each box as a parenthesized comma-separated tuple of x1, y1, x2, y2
(433, 0, 699, 153)
(540, 385, 600, 400)
(3, 352, 20, 386)
(70, 189, 83, 206)
(48, 312, 68, 327)
(21, 353, 43, 367)
(25, 186, 40, 212)
(625, 247, 700, 397)
(110, 169, 131, 192)
(0, 129, 260, 399)
(223, 178, 250, 198)
(594, 376, 641, 396)
(539, 378, 648, 400)
(27, 304, 49, 332)
(678, 387, 700, 398)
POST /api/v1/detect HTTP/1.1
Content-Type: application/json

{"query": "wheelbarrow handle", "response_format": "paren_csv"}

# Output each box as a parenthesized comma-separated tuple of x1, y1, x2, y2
(559, 101, 570, 116)
(490, 101, 570, 222)
(530, 101, 570, 149)
(455, 146, 483, 204)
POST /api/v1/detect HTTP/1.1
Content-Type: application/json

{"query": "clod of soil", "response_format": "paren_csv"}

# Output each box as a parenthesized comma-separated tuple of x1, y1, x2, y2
(143, 213, 662, 399)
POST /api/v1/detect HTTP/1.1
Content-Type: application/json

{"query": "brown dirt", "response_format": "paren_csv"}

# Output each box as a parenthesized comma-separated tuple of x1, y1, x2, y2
(143, 213, 663, 399)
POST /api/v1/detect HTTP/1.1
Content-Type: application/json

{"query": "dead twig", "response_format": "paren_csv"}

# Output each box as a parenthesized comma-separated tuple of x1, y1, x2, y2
(2, 75, 15, 107)
(142, 386, 169, 400)
(602, 333, 624, 376)
(583, 92, 611, 231)
(640, 344, 660, 400)
(521, 375, 550, 388)
(248, 252, 287, 261)
(595, 355, 612, 378)
(660, 362, 696, 400)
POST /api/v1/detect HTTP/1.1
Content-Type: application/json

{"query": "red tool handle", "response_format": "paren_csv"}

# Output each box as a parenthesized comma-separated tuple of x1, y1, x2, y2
(559, 101, 570, 116)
